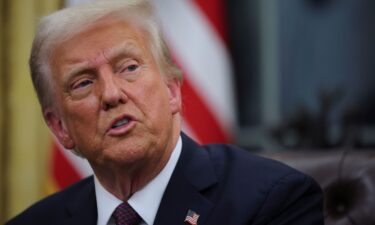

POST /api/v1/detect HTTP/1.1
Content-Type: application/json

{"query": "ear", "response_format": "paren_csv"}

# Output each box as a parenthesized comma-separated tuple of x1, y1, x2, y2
(166, 78, 182, 114)
(43, 107, 75, 149)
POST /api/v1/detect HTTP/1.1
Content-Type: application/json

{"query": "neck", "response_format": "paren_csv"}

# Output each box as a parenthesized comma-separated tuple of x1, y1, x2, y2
(93, 116, 181, 200)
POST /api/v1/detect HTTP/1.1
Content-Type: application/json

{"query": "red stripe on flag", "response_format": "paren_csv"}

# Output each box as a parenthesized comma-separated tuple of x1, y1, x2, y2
(192, 0, 228, 43)
(182, 78, 231, 144)
(51, 143, 81, 188)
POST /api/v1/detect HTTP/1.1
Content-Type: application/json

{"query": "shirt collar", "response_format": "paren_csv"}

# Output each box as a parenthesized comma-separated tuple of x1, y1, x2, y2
(95, 136, 182, 225)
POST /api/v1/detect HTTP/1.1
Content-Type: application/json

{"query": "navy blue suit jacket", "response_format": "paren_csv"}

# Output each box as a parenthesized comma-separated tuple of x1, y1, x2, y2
(6, 133, 324, 225)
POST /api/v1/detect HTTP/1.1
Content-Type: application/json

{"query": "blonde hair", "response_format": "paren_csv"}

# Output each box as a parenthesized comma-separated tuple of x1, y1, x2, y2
(30, 0, 182, 109)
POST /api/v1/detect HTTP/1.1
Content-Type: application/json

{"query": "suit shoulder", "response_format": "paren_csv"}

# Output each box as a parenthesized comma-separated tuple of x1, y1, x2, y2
(202, 143, 321, 196)
(201, 144, 323, 223)
(5, 176, 94, 225)
(203, 144, 299, 177)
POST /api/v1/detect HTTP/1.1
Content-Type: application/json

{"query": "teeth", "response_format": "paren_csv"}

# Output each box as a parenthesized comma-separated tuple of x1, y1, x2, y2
(112, 118, 129, 128)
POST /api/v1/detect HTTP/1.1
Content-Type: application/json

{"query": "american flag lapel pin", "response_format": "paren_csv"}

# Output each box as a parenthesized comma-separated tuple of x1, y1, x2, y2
(184, 209, 200, 225)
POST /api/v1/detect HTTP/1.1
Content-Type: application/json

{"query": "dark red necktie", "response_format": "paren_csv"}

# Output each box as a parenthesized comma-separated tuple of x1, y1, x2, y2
(112, 202, 141, 225)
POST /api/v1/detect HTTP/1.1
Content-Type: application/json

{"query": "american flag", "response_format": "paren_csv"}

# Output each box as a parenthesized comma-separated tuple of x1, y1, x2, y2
(45, 0, 235, 195)
(184, 209, 200, 225)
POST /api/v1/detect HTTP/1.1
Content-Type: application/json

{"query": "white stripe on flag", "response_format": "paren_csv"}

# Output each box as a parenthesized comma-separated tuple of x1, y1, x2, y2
(153, 0, 236, 132)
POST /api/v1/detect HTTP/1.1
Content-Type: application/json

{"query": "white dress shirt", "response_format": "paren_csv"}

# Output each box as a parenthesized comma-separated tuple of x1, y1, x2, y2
(95, 136, 182, 225)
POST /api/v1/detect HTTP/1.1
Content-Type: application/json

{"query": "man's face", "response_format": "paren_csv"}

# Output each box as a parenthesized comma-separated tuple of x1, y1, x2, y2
(46, 18, 181, 170)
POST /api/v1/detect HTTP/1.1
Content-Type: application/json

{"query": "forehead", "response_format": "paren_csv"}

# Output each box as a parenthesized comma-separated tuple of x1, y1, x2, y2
(51, 17, 150, 65)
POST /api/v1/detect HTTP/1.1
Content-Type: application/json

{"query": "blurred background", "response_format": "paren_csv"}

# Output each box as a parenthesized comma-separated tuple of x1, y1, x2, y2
(1, 0, 375, 223)
(232, 0, 375, 151)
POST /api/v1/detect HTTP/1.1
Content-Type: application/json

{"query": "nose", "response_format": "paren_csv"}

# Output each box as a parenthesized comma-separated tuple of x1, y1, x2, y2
(99, 69, 127, 110)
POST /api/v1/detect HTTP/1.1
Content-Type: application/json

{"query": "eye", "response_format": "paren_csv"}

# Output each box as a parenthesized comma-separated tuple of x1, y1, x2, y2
(72, 79, 93, 90)
(119, 64, 139, 74)
(127, 64, 139, 72)
(115, 60, 141, 81)
(117, 60, 140, 74)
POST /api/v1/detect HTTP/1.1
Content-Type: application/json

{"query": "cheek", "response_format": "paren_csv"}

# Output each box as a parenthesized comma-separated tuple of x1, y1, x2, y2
(145, 82, 170, 109)
(131, 78, 172, 121)
(63, 98, 99, 128)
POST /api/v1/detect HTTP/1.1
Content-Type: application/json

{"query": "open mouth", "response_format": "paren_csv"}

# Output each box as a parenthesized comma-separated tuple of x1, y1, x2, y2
(112, 117, 130, 129)
(107, 115, 136, 135)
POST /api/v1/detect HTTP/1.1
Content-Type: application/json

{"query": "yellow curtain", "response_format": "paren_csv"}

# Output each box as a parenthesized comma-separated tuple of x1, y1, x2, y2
(2, 0, 63, 222)
(0, 0, 5, 223)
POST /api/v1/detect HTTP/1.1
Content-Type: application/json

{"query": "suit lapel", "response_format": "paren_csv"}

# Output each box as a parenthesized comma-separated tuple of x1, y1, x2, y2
(154, 134, 217, 225)
(60, 176, 98, 225)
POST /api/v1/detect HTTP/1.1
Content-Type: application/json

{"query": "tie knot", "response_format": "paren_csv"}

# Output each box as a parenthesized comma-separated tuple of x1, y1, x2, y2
(112, 202, 141, 225)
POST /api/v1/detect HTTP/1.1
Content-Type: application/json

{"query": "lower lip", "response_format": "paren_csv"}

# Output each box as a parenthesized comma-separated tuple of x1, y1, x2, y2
(107, 120, 136, 136)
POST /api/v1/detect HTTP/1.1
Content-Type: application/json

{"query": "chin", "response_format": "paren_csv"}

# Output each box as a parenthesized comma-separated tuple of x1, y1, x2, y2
(106, 144, 148, 164)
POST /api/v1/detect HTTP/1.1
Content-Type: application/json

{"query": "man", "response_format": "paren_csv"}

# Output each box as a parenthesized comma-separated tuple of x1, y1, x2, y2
(6, 0, 324, 224)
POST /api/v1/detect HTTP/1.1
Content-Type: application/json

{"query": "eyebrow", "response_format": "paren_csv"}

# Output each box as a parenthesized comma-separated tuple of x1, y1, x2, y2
(62, 62, 92, 87)
(105, 42, 144, 62)
(62, 42, 144, 85)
